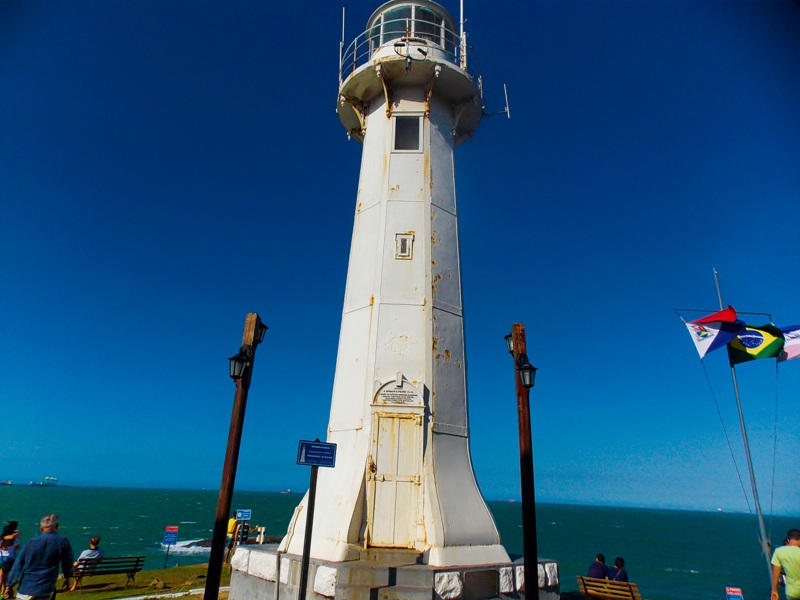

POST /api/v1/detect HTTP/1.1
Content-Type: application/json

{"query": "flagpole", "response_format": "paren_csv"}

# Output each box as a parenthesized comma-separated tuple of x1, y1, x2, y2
(713, 268, 772, 581)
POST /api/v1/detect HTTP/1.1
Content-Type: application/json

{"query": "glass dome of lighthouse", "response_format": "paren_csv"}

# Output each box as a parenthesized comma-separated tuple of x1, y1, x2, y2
(338, 0, 483, 145)
(365, 0, 459, 65)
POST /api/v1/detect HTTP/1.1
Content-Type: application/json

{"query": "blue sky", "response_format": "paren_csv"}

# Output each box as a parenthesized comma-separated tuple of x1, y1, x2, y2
(2, 0, 799, 515)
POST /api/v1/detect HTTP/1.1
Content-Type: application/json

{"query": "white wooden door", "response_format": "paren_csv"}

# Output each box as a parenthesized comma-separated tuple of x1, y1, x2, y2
(367, 412, 421, 548)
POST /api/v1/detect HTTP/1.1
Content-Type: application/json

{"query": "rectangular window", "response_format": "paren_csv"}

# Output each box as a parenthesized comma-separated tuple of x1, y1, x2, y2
(415, 7, 440, 45)
(367, 24, 381, 55)
(394, 116, 421, 151)
(382, 7, 411, 45)
(395, 233, 414, 259)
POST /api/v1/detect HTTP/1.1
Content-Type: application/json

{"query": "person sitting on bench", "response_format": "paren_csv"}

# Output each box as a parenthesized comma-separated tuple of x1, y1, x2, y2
(70, 537, 104, 591)
(607, 557, 628, 582)
(77, 537, 104, 562)
(588, 553, 608, 579)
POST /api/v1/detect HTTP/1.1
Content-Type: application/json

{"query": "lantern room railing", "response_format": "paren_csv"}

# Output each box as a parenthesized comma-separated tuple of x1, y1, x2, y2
(339, 14, 468, 87)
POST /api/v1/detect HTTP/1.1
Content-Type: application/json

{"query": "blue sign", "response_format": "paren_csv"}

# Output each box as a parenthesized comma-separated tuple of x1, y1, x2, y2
(162, 531, 178, 546)
(297, 440, 337, 467)
(235, 509, 252, 521)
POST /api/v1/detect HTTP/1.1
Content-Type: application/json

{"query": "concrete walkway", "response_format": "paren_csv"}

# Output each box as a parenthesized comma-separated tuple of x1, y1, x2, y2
(116, 586, 229, 599)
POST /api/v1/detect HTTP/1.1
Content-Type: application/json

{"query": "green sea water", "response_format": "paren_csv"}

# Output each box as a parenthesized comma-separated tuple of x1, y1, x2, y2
(1, 486, 794, 599)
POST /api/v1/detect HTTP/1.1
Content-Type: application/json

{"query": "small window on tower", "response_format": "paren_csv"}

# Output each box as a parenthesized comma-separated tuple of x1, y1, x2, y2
(395, 233, 414, 259)
(394, 116, 421, 151)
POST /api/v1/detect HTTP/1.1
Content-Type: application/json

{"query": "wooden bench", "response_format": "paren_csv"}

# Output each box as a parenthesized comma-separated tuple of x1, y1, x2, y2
(576, 576, 643, 600)
(72, 555, 146, 590)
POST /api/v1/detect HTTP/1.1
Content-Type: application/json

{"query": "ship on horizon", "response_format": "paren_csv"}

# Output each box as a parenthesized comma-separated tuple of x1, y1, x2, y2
(29, 476, 58, 487)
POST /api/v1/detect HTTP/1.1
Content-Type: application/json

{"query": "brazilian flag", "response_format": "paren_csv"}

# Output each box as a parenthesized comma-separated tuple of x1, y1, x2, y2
(728, 324, 785, 365)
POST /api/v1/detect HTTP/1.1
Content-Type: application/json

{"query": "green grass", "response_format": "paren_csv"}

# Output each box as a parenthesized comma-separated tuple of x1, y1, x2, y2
(56, 563, 231, 600)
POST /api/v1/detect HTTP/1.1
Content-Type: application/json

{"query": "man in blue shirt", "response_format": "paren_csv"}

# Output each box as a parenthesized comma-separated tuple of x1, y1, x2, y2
(588, 553, 608, 579)
(5, 514, 73, 600)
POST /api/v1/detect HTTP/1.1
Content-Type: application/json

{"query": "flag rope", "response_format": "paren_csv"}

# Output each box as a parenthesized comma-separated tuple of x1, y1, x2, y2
(699, 359, 753, 513)
(674, 307, 773, 318)
(767, 360, 780, 545)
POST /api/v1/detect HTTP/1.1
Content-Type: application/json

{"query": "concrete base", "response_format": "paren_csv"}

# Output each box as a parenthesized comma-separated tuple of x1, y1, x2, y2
(229, 544, 559, 600)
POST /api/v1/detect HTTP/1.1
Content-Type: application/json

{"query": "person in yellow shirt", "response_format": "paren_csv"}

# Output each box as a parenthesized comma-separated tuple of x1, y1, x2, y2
(772, 529, 800, 600)
(225, 517, 238, 563)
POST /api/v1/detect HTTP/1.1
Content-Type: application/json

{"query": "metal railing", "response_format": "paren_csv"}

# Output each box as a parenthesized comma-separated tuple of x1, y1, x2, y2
(339, 16, 465, 87)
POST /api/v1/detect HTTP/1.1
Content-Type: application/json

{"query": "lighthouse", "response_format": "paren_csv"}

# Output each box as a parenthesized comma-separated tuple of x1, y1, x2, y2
(229, 2, 562, 597)
(278, 0, 508, 568)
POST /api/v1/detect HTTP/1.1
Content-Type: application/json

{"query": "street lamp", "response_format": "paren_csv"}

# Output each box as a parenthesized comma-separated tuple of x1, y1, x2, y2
(205, 313, 268, 600)
(516, 353, 537, 389)
(228, 322, 267, 381)
(505, 323, 539, 598)
(254, 321, 268, 344)
(228, 350, 249, 381)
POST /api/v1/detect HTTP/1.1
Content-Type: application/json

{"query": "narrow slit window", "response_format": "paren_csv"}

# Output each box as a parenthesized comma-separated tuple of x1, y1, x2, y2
(395, 233, 414, 259)
(394, 116, 421, 151)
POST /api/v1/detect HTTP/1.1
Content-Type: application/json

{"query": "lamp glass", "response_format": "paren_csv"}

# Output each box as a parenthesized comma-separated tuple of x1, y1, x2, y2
(228, 352, 247, 380)
(255, 322, 269, 344)
(504, 334, 514, 354)
(516, 353, 537, 389)
(520, 365, 536, 389)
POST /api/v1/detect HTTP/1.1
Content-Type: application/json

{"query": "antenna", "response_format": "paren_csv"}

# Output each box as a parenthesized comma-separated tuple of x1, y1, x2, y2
(483, 83, 511, 119)
(339, 7, 345, 84)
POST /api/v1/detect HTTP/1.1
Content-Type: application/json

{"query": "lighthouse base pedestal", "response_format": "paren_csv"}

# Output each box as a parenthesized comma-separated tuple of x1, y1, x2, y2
(229, 545, 559, 600)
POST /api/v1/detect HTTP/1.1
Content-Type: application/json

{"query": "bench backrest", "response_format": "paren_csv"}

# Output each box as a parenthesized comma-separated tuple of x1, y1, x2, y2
(75, 555, 146, 574)
(576, 575, 642, 600)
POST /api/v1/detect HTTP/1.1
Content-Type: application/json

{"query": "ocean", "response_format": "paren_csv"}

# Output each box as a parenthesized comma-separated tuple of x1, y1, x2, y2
(0, 485, 793, 599)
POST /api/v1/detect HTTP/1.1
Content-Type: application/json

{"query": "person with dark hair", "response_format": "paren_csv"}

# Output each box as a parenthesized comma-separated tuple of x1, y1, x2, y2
(76, 537, 104, 562)
(772, 528, 800, 600)
(69, 536, 104, 591)
(607, 557, 628, 582)
(5, 514, 73, 600)
(588, 553, 608, 579)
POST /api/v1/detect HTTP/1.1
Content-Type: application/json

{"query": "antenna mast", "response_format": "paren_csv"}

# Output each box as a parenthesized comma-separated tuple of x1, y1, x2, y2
(339, 7, 345, 84)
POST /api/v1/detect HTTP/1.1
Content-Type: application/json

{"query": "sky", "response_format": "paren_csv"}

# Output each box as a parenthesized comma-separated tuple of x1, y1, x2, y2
(2, 0, 799, 516)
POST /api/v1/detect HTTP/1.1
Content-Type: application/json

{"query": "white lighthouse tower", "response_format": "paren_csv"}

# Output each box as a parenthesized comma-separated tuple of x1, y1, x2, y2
(278, 0, 509, 568)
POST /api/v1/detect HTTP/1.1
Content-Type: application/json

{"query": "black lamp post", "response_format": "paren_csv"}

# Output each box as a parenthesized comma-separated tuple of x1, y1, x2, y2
(205, 313, 268, 600)
(506, 323, 539, 598)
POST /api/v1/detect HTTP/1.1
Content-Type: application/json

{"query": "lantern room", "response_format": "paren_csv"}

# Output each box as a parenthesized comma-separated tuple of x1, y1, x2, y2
(365, 0, 460, 64)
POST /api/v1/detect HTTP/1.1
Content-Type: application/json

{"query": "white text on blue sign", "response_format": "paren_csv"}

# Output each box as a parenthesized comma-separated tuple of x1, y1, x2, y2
(297, 440, 337, 467)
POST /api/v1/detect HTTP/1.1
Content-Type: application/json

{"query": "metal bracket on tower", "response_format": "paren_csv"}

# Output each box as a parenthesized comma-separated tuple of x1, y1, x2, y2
(375, 64, 393, 119)
(424, 65, 442, 119)
(339, 94, 367, 139)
